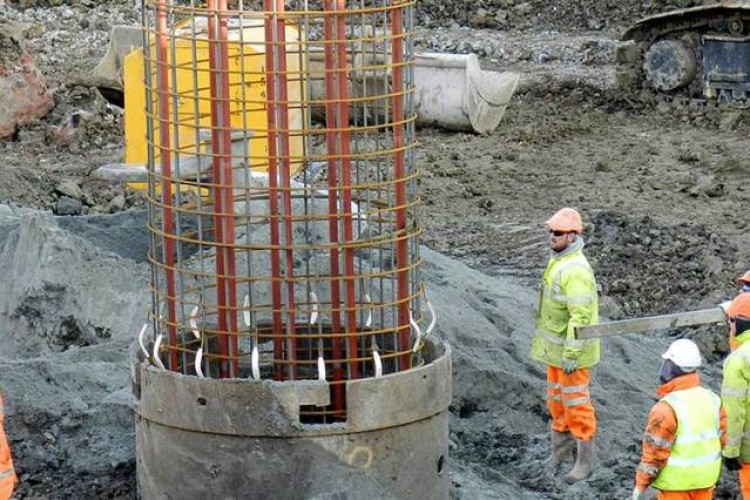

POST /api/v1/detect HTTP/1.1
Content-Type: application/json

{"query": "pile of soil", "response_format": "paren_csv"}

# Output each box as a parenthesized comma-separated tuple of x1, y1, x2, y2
(0, 209, 149, 498)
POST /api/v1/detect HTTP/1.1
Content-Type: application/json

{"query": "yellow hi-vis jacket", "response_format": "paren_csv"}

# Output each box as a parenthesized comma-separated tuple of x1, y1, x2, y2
(531, 238, 599, 368)
(721, 329, 750, 462)
(651, 386, 722, 491)
(0, 393, 16, 500)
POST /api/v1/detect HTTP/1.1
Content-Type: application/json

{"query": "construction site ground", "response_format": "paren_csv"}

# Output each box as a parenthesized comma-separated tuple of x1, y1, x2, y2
(0, 1, 748, 498)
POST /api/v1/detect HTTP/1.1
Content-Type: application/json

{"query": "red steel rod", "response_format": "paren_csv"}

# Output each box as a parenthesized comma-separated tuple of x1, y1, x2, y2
(335, 0, 359, 380)
(264, 0, 285, 380)
(155, 0, 178, 370)
(208, 0, 238, 377)
(218, 0, 239, 377)
(390, 5, 411, 371)
(207, 0, 229, 377)
(274, 0, 299, 380)
(323, 0, 345, 412)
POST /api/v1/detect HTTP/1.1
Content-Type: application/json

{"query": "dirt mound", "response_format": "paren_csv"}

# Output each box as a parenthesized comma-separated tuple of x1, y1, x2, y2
(0, 210, 149, 497)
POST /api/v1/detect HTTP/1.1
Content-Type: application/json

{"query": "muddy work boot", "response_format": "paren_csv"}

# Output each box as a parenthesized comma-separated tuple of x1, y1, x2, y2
(551, 429, 575, 464)
(564, 438, 596, 484)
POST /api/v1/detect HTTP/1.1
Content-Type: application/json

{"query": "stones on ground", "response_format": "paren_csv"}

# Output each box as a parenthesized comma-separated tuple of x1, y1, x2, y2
(54, 196, 83, 216)
(55, 180, 83, 200)
(689, 174, 724, 198)
(513, 2, 533, 17)
(107, 194, 126, 213)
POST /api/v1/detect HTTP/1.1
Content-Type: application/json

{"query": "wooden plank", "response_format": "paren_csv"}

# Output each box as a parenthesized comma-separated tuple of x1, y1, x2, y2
(575, 308, 726, 340)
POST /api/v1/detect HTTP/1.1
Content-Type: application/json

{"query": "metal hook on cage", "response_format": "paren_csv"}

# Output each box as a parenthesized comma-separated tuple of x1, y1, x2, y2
(425, 297, 437, 338)
(138, 323, 150, 361)
(152, 303, 166, 370)
(409, 311, 423, 354)
(420, 286, 437, 338)
(317, 337, 327, 382)
(189, 305, 205, 379)
(363, 292, 373, 329)
(306, 286, 327, 382)
(372, 339, 383, 378)
(410, 286, 438, 353)
(153, 332, 166, 370)
(244, 294, 261, 381)
(310, 291, 319, 325)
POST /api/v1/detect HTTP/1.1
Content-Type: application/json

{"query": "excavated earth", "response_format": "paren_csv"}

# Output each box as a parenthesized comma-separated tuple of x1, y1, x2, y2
(0, 0, 748, 498)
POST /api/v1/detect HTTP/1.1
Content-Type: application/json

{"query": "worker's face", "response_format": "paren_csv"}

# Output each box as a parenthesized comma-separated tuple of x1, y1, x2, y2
(548, 229, 577, 252)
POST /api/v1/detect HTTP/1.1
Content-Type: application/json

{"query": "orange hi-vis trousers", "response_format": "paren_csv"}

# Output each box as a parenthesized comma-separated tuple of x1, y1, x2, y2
(0, 393, 16, 500)
(656, 488, 714, 499)
(739, 463, 750, 499)
(547, 366, 596, 440)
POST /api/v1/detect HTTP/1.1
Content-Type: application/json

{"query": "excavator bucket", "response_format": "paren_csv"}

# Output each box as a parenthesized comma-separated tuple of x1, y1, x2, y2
(414, 53, 520, 135)
(345, 51, 519, 134)
(90, 26, 143, 106)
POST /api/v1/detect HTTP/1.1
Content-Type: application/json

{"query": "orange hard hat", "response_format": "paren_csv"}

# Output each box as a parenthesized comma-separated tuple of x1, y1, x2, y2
(727, 293, 750, 319)
(737, 270, 750, 285)
(546, 208, 583, 234)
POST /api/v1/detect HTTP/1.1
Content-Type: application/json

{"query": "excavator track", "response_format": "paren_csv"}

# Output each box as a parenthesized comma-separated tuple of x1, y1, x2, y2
(618, 3, 750, 106)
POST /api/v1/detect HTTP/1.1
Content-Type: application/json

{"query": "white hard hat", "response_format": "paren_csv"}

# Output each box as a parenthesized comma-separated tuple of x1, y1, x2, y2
(661, 339, 702, 371)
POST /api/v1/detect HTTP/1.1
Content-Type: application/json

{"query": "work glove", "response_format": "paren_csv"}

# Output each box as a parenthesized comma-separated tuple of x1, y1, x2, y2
(724, 457, 743, 471)
(631, 487, 644, 500)
(562, 357, 578, 374)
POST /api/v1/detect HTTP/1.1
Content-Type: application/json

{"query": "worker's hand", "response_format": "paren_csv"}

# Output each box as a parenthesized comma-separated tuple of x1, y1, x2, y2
(724, 456, 743, 471)
(562, 357, 578, 374)
(631, 487, 644, 500)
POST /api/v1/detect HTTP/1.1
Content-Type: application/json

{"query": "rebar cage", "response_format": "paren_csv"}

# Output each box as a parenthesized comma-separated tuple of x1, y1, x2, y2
(140, 0, 427, 419)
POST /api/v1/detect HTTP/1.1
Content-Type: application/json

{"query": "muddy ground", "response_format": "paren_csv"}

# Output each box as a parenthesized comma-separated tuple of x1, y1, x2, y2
(0, 0, 748, 499)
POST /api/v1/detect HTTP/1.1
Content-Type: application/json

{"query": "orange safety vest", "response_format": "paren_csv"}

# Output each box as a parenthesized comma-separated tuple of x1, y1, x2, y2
(0, 393, 16, 500)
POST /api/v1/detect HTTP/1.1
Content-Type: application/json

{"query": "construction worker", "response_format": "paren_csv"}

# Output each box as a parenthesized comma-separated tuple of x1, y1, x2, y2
(722, 273, 750, 352)
(531, 207, 599, 484)
(720, 293, 750, 499)
(0, 391, 16, 500)
(632, 339, 726, 500)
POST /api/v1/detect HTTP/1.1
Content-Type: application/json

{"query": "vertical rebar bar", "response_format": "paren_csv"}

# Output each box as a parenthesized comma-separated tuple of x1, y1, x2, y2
(272, 0, 299, 381)
(390, 3, 411, 371)
(263, 0, 286, 380)
(208, 0, 239, 377)
(322, 0, 346, 413)
(155, 0, 179, 370)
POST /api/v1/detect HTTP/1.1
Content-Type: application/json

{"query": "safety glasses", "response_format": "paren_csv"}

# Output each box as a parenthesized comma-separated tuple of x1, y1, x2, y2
(549, 230, 570, 237)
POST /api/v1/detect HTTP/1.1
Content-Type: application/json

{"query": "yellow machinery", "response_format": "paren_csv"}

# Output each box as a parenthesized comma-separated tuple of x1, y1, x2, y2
(93, 18, 518, 193)
(122, 18, 305, 185)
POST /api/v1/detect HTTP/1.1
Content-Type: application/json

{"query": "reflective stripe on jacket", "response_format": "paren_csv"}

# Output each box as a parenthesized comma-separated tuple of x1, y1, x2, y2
(531, 238, 599, 368)
(721, 330, 750, 461)
(651, 386, 722, 491)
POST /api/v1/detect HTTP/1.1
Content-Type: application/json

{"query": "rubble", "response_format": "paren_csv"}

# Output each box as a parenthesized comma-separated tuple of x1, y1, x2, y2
(0, 22, 53, 139)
